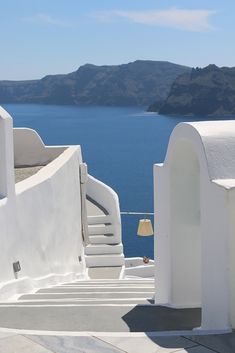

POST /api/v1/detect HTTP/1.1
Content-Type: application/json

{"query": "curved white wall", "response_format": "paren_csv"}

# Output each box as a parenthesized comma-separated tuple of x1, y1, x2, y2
(14, 128, 66, 167)
(87, 174, 122, 243)
(0, 146, 84, 298)
(0, 107, 85, 299)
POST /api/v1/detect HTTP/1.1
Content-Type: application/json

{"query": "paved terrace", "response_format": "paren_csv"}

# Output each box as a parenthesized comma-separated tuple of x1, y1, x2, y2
(15, 166, 44, 183)
(0, 330, 235, 352)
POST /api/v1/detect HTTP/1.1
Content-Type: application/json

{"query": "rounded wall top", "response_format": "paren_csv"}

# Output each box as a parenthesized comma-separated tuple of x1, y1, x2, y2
(0, 106, 13, 122)
(164, 120, 235, 181)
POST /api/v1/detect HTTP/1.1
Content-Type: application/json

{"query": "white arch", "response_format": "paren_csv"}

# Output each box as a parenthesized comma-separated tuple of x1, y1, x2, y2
(154, 121, 235, 332)
(166, 121, 235, 181)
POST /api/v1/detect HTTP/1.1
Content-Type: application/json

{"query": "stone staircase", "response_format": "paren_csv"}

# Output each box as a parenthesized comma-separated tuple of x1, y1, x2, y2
(15, 279, 154, 306)
(85, 197, 124, 267)
(10, 279, 154, 306)
(0, 279, 201, 332)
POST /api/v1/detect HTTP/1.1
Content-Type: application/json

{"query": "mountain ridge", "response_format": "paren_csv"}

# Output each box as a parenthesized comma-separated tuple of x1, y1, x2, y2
(0, 60, 190, 107)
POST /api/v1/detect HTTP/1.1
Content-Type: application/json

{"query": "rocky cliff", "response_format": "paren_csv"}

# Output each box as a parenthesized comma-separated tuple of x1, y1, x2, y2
(150, 65, 235, 116)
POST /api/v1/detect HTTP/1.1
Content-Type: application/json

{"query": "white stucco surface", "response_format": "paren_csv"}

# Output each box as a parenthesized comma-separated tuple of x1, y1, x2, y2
(0, 107, 85, 299)
(87, 175, 122, 245)
(0, 108, 15, 199)
(14, 128, 66, 167)
(154, 121, 235, 332)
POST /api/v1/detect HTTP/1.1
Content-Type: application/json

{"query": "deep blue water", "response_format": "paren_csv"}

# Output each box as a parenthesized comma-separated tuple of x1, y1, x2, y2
(3, 104, 234, 259)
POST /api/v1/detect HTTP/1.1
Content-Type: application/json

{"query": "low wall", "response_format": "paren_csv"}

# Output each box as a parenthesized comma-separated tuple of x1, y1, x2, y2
(124, 257, 154, 278)
(14, 128, 66, 167)
(0, 146, 84, 299)
(0, 107, 85, 299)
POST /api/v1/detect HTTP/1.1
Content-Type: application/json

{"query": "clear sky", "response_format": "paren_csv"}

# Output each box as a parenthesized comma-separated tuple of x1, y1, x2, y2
(0, 0, 234, 80)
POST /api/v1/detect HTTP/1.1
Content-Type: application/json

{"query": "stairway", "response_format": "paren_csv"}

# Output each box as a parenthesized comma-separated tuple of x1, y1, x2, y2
(0, 279, 201, 332)
(0, 278, 201, 332)
(12, 279, 154, 305)
(0, 278, 156, 332)
(85, 197, 124, 267)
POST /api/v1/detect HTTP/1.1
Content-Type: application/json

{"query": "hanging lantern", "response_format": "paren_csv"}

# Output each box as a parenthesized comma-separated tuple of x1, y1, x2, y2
(137, 218, 153, 236)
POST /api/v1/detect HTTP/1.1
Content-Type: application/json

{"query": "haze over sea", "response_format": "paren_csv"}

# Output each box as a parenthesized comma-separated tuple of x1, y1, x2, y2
(4, 104, 235, 259)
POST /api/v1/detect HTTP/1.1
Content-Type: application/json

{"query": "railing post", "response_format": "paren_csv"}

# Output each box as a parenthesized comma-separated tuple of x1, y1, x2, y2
(80, 163, 89, 245)
(0, 107, 15, 199)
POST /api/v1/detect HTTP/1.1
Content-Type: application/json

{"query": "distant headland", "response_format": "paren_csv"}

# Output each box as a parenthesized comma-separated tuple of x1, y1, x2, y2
(149, 64, 235, 116)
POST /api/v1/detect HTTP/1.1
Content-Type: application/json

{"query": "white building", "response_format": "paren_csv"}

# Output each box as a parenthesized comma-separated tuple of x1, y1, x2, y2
(154, 121, 235, 331)
(0, 106, 153, 300)
(1, 104, 235, 336)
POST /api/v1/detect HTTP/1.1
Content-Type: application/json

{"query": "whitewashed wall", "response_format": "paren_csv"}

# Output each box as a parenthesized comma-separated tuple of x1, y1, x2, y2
(154, 121, 235, 332)
(0, 107, 84, 299)
(228, 186, 235, 329)
(14, 128, 66, 166)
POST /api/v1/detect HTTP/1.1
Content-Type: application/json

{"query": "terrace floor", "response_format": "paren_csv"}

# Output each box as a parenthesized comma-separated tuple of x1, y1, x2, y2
(0, 329, 235, 353)
(15, 166, 43, 183)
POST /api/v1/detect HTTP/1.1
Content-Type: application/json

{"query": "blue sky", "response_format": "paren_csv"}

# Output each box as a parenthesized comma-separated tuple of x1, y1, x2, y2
(0, 0, 234, 80)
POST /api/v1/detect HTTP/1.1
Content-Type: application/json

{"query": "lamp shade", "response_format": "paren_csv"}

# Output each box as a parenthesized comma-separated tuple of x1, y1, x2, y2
(137, 219, 153, 236)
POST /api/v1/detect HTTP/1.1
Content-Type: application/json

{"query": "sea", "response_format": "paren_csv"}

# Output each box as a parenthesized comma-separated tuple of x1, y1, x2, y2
(3, 104, 234, 259)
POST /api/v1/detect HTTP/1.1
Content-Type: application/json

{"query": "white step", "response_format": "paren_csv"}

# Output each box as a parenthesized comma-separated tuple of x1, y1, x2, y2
(66, 279, 154, 283)
(89, 235, 118, 244)
(36, 285, 154, 292)
(87, 215, 112, 225)
(85, 254, 125, 267)
(0, 298, 153, 306)
(88, 224, 114, 235)
(63, 280, 154, 286)
(85, 243, 123, 255)
(20, 292, 153, 300)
